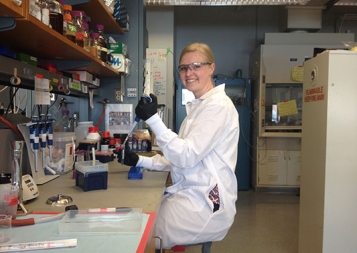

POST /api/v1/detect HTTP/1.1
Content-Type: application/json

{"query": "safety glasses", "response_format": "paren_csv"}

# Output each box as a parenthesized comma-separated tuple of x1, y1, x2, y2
(177, 62, 212, 73)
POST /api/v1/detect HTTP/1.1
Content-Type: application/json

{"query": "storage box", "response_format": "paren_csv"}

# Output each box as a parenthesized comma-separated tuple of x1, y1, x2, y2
(67, 70, 93, 83)
(128, 166, 143, 180)
(59, 208, 143, 234)
(16, 53, 38, 66)
(75, 160, 109, 191)
(76, 170, 108, 191)
(108, 43, 127, 56)
(108, 53, 126, 72)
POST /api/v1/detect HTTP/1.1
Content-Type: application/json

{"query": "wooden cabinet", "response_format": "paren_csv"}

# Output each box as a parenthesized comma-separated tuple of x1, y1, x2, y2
(0, 0, 27, 18)
(0, 0, 124, 77)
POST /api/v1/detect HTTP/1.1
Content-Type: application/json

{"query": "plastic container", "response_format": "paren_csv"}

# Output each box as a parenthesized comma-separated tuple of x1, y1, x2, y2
(128, 166, 143, 180)
(50, 132, 75, 174)
(75, 121, 93, 146)
(75, 160, 108, 175)
(86, 126, 101, 141)
(75, 160, 109, 191)
(59, 208, 143, 234)
(100, 131, 110, 151)
(0, 184, 19, 217)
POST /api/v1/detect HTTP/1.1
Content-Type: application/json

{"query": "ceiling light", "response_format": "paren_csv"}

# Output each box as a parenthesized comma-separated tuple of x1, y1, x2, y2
(145, 0, 310, 5)
(334, 0, 357, 5)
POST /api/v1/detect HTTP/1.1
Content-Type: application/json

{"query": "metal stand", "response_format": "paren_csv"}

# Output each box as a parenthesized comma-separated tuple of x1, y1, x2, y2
(10, 140, 29, 215)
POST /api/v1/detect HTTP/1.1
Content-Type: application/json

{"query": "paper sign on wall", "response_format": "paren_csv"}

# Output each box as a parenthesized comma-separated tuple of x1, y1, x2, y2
(35, 75, 50, 105)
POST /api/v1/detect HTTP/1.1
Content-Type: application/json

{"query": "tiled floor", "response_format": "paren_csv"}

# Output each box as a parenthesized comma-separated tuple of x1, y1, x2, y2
(185, 190, 300, 253)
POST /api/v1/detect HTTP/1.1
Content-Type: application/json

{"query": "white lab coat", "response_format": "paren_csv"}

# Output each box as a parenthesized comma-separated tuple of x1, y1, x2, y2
(139, 84, 239, 249)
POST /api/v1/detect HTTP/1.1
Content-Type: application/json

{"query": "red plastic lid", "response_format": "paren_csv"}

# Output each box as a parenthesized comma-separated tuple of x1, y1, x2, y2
(109, 139, 115, 145)
(75, 32, 84, 39)
(102, 131, 110, 138)
(88, 126, 98, 133)
(114, 138, 121, 144)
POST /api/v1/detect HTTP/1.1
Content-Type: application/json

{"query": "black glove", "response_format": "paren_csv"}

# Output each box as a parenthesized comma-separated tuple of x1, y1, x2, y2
(117, 149, 139, 167)
(135, 93, 158, 121)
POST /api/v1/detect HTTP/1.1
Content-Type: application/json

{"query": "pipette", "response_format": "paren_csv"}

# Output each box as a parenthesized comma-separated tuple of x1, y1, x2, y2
(46, 114, 53, 162)
(120, 95, 152, 165)
(39, 114, 47, 169)
(31, 116, 39, 172)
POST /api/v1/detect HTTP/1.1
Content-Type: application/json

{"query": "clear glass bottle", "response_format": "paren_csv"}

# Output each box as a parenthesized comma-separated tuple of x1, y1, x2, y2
(89, 32, 99, 58)
(55, 110, 70, 132)
(48, 0, 63, 34)
(75, 32, 84, 48)
(71, 10, 84, 36)
(70, 113, 78, 132)
(95, 24, 108, 63)
(82, 22, 90, 52)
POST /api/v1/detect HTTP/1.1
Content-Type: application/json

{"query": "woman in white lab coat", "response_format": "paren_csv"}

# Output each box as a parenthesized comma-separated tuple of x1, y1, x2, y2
(120, 43, 239, 250)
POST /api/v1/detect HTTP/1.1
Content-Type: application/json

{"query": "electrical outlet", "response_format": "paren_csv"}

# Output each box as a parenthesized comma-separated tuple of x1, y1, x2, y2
(114, 89, 123, 102)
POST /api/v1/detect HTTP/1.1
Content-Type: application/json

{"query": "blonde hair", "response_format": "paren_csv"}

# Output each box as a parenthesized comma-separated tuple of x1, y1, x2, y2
(179, 43, 215, 64)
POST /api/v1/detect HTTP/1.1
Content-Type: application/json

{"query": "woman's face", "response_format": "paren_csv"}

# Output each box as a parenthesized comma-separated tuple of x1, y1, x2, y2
(179, 51, 215, 98)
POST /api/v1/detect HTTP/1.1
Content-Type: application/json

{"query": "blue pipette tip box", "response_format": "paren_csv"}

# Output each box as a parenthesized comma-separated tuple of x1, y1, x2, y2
(75, 161, 109, 191)
(128, 166, 143, 180)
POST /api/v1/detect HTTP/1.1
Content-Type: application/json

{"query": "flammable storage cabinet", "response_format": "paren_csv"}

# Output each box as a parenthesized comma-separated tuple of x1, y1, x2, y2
(214, 77, 252, 190)
(248, 33, 354, 191)
(298, 50, 357, 253)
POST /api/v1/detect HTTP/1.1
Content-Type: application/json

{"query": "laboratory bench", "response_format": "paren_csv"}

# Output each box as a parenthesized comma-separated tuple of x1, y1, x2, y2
(16, 162, 170, 253)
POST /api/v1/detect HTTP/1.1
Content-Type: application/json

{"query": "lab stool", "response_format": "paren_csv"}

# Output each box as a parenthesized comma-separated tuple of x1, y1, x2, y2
(170, 241, 212, 253)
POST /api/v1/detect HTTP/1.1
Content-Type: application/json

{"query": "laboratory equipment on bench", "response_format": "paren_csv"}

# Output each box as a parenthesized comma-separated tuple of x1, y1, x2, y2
(21, 174, 39, 202)
(9, 140, 30, 214)
(18, 119, 60, 185)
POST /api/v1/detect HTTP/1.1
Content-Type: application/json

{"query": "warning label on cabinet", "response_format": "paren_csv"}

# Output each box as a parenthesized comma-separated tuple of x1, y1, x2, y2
(304, 86, 325, 103)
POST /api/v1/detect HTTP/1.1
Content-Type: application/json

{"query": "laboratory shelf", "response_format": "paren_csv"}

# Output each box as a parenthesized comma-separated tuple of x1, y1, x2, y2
(0, 0, 124, 77)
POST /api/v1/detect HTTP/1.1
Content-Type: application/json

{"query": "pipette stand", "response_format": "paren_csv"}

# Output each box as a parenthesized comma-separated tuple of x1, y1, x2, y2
(18, 123, 59, 185)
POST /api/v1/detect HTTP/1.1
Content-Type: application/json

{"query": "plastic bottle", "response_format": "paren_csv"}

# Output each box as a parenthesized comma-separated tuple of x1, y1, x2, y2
(63, 14, 76, 42)
(62, 4, 72, 38)
(100, 131, 110, 152)
(29, 0, 41, 21)
(40, 0, 50, 26)
(89, 32, 99, 58)
(95, 24, 108, 63)
(74, 121, 93, 146)
(55, 110, 71, 132)
(48, 0, 63, 34)
(86, 126, 101, 141)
